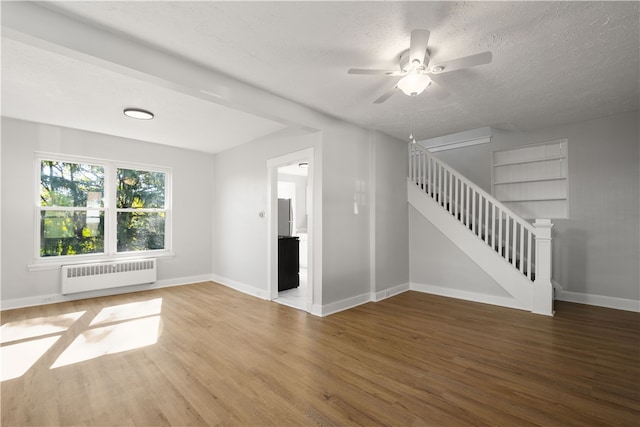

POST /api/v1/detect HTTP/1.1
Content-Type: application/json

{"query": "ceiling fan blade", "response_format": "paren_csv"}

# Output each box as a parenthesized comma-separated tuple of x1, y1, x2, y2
(409, 29, 430, 65)
(348, 68, 399, 75)
(429, 51, 492, 74)
(427, 79, 450, 100)
(373, 86, 398, 104)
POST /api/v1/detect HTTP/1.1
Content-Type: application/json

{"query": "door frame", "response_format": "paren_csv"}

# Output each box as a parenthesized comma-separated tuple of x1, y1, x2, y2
(267, 147, 315, 312)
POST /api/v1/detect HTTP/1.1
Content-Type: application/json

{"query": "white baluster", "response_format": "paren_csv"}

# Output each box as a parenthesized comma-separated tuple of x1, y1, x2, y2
(527, 231, 533, 279)
(423, 153, 427, 193)
(454, 176, 458, 218)
(471, 191, 476, 234)
(492, 204, 496, 249)
(497, 209, 503, 255)
(464, 185, 469, 226)
(444, 169, 448, 209)
(484, 198, 489, 243)
(478, 195, 483, 238)
(519, 225, 525, 273)
(435, 162, 439, 202)
(418, 151, 423, 188)
(459, 181, 464, 222)
(427, 156, 431, 197)
(512, 221, 517, 267)
(504, 215, 510, 262)
(448, 170, 453, 213)
(439, 162, 443, 204)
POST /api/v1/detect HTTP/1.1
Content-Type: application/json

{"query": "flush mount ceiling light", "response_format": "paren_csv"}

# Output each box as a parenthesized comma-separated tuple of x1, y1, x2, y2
(396, 70, 432, 96)
(123, 108, 154, 120)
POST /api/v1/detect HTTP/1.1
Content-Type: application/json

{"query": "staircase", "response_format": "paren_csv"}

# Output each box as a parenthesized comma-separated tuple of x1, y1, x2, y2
(408, 143, 554, 316)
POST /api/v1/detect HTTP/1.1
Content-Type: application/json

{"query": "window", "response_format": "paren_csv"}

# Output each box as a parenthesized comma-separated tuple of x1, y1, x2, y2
(36, 155, 171, 262)
(492, 139, 568, 219)
(116, 168, 167, 252)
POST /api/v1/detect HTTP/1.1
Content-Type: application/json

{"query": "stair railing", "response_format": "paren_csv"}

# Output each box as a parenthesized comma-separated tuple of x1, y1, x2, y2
(409, 143, 551, 283)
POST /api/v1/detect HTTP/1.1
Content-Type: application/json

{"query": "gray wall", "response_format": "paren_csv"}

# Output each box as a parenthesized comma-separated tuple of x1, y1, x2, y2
(3, 116, 410, 313)
(432, 111, 639, 302)
(373, 132, 409, 292)
(212, 128, 319, 297)
(212, 122, 410, 310)
(409, 206, 510, 297)
(213, 120, 373, 307)
(320, 121, 372, 304)
(1, 117, 214, 304)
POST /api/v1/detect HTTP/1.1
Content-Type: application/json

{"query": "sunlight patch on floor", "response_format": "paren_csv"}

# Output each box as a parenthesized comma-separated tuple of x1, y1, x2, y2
(1, 298, 164, 379)
(51, 316, 161, 369)
(0, 311, 86, 344)
(1, 336, 60, 381)
(90, 298, 162, 326)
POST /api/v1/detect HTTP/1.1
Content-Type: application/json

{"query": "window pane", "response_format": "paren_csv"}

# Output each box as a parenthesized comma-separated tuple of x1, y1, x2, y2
(117, 169, 165, 209)
(40, 161, 104, 207)
(117, 212, 165, 252)
(40, 211, 104, 257)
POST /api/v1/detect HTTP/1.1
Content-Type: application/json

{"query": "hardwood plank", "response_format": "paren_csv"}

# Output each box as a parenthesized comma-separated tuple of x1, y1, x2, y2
(2, 284, 639, 426)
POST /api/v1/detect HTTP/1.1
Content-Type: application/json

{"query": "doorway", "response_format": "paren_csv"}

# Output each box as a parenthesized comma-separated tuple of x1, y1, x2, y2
(267, 148, 314, 313)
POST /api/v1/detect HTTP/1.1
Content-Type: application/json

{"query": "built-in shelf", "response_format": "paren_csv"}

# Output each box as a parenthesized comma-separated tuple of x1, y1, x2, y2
(494, 177, 567, 185)
(502, 197, 568, 203)
(493, 155, 567, 168)
(492, 139, 568, 219)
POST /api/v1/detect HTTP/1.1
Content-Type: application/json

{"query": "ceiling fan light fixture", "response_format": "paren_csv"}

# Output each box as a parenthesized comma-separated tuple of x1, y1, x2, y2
(123, 108, 154, 120)
(397, 71, 431, 96)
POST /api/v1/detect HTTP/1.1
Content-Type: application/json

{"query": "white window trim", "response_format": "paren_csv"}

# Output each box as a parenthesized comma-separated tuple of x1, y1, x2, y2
(31, 152, 173, 271)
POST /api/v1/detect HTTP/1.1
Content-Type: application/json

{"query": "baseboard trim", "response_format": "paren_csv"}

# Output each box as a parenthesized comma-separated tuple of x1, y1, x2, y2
(320, 292, 371, 317)
(372, 282, 410, 302)
(556, 289, 640, 312)
(0, 274, 212, 311)
(410, 282, 529, 311)
(210, 274, 269, 300)
(310, 304, 323, 317)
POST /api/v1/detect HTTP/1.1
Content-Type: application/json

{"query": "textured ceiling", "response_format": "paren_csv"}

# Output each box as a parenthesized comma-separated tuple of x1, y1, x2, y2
(2, 1, 639, 150)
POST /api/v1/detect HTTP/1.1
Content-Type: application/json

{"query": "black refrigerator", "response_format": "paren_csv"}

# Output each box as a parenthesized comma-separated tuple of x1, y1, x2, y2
(278, 236, 299, 291)
(277, 198, 299, 291)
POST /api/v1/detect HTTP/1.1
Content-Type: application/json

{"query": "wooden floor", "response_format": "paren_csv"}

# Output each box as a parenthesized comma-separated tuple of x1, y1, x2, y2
(2, 282, 639, 426)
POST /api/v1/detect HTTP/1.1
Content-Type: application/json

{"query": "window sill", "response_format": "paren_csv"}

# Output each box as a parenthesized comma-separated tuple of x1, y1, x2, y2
(27, 251, 175, 272)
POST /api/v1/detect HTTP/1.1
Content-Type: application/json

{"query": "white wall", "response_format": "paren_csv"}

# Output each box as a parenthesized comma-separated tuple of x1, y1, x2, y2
(212, 119, 373, 310)
(1, 117, 214, 307)
(409, 206, 510, 297)
(212, 120, 410, 313)
(430, 111, 640, 306)
(212, 128, 320, 300)
(320, 121, 373, 306)
(372, 132, 410, 294)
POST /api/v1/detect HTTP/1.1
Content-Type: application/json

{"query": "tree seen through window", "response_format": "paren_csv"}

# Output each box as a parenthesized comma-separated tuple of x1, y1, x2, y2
(38, 159, 168, 258)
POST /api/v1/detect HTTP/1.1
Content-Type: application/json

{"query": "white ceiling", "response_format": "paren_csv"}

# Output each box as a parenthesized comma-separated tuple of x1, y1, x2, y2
(2, 1, 639, 152)
(2, 37, 288, 153)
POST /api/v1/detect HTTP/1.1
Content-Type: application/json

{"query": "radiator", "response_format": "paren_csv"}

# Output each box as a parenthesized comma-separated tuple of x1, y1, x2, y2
(61, 259, 157, 295)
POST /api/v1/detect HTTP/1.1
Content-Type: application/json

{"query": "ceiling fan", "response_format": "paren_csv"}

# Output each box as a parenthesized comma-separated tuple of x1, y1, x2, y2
(348, 29, 492, 104)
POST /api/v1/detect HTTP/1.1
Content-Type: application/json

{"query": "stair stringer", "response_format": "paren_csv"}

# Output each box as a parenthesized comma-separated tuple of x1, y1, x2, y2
(408, 181, 533, 311)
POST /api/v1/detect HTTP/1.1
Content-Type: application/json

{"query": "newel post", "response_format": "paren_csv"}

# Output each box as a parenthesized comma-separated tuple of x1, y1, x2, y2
(533, 219, 554, 316)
